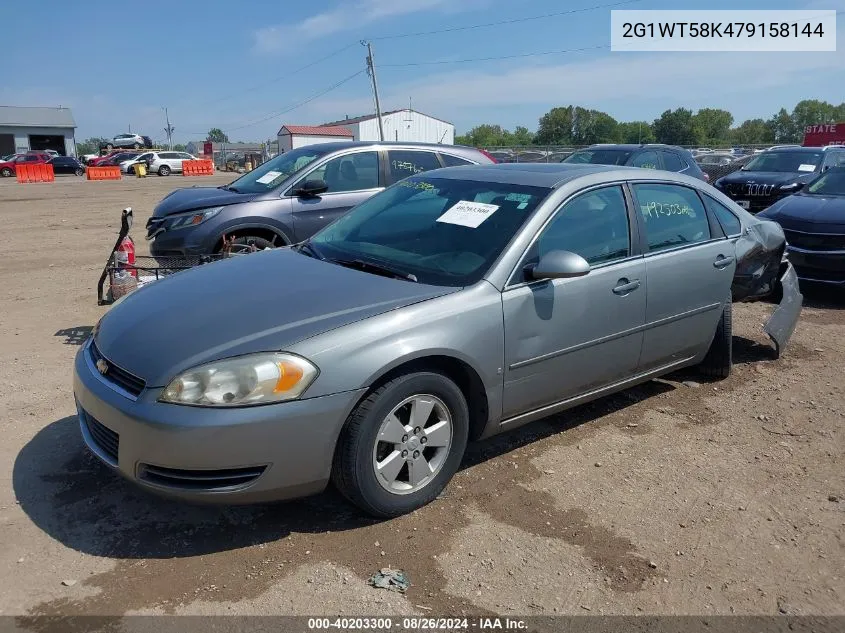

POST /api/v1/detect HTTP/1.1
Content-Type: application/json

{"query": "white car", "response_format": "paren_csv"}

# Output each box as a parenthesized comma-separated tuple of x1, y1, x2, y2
(107, 134, 147, 150)
(126, 151, 197, 176)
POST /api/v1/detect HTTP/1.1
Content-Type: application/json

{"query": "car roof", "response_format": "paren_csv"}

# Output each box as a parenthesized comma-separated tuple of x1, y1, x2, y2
(288, 141, 484, 154)
(766, 146, 828, 153)
(582, 143, 689, 152)
(416, 163, 686, 188)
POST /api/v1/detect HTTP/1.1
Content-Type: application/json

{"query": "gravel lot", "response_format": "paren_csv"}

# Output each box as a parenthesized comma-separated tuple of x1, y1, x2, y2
(0, 174, 843, 618)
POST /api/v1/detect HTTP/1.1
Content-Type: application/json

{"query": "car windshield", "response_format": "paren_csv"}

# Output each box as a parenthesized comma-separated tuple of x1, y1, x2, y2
(806, 168, 845, 195)
(742, 151, 823, 173)
(225, 146, 331, 193)
(308, 176, 551, 286)
(563, 149, 632, 166)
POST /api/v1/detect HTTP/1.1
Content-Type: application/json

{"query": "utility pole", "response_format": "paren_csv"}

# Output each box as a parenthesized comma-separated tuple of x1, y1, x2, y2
(162, 107, 174, 150)
(363, 41, 385, 142)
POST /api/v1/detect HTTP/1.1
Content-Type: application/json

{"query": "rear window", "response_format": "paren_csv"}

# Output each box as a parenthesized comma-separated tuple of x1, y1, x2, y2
(564, 149, 632, 166)
(662, 152, 685, 171)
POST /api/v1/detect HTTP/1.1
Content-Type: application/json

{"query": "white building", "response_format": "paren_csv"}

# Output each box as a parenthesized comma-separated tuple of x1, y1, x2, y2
(320, 110, 454, 144)
(277, 125, 353, 152)
(0, 106, 77, 156)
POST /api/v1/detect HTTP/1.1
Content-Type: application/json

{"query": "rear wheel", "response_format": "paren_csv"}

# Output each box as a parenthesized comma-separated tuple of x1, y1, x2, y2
(106, 143, 113, 150)
(699, 299, 733, 379)
(74, 167, 84, 176)
(133, 143, 141, 149)
(332, 371, 469, 518)
(1, 167, 12, 177)
(158, 165, 171, 176)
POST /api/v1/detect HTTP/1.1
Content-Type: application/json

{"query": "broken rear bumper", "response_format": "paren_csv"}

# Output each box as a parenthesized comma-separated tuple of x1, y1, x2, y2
(762, 261, 802, 358)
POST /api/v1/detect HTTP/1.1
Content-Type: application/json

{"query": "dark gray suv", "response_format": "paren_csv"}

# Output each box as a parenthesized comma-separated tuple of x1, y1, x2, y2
(562, 144, 709, 182)
(147, 142, 495, 256)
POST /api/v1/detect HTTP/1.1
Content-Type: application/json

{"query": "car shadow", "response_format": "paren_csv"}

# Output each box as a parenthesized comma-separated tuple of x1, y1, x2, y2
(54, 326, 93, 346)
(15, 380, 676, 559)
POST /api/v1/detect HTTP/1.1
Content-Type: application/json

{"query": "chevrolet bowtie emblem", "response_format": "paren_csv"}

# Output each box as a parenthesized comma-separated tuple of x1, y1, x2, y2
(96, 359, 109, 375)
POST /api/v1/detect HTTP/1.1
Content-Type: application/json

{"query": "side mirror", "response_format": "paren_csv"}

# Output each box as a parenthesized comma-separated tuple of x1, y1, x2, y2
(527, 250, 591, 281)
(294, 179, 328, 197)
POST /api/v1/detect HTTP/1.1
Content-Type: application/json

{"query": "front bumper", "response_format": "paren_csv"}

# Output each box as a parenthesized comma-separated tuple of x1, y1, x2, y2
(763, 262, 803, 358)
(73, 339, 365, 503)
(786, 246, 845, 287)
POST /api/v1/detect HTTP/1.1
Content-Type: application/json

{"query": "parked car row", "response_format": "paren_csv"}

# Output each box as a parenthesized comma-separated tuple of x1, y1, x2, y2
(0, 152, 86, 177)
(561, 143, 710, 181)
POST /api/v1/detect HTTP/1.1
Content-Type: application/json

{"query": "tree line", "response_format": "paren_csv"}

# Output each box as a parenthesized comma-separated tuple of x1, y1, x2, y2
(454, 99, 845, 148)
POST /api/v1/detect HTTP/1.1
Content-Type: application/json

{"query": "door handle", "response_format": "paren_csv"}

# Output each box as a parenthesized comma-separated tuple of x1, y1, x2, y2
(713, 255, 735, 269)
(612, 278, 641, 295)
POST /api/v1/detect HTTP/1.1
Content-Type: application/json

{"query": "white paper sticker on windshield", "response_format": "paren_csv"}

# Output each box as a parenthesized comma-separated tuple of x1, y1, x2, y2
(256, 170, 282, 184)
(436, 200, 499, 228)
(797, 164, 816, 172)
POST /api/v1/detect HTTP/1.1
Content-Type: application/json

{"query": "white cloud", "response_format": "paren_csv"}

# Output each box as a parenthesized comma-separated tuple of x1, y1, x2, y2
(252, 0, 461, 54)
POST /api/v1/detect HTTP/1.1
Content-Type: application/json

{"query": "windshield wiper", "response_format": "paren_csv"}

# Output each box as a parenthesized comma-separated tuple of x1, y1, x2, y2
(329, 258, 418, 282)
(295, 241, 324, 260)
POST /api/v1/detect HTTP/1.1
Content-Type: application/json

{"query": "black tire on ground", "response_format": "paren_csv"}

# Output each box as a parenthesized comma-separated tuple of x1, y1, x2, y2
(227, 235, 276, 251)
(75, 168, 84, 176)
(158, 165, 171, 176)
(699, 299, 733, 379)
(1, 167, 12, 177)
(133, 143, 141, 149)
(331, 371, 469, 518)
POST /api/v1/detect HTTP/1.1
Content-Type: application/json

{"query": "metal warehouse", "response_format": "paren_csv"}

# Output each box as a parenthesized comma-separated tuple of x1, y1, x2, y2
(320, 109, 455, 144)
(0, 106, 77, 156)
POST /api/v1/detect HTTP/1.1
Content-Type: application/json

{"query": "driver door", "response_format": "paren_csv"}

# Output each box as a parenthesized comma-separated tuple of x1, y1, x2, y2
(288, 150, 383, 240)
(501, 185, 647, 421)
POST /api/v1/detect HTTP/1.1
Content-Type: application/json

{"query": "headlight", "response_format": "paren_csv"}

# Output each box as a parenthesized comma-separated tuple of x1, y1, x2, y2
(164, 206, 224, 230)
(160, 353, 318, 407)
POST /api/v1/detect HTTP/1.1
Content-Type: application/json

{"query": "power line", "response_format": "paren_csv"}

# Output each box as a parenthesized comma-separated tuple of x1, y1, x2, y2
(370, 0, 643, 40)
(381, 44, 607, 67)
(223, 69, 367, 132)
(205, 42, 359, 107)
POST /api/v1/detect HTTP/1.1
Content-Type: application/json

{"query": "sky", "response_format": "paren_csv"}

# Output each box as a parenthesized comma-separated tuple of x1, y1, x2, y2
(2, 0, 843, 144)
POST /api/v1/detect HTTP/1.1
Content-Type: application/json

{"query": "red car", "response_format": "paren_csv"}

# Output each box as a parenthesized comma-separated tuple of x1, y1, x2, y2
(0, 152, 51, 177)
(88, 150, 126, 167)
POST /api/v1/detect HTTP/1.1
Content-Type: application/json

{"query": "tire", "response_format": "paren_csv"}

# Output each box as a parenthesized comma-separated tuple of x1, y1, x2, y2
(332, 371, 469, 518)
(699, 299, 732, 379)
(75, 168, 84, 176)
(158, 165, 171, 176)
(133, 143, 141, 149)
(226, 235, 276, 252)
(106, 143, 113, 150)
(1, 167, 11, 177)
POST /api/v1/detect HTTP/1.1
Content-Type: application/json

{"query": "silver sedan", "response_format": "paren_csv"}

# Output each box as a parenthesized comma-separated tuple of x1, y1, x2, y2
(74, 164, 801, 517)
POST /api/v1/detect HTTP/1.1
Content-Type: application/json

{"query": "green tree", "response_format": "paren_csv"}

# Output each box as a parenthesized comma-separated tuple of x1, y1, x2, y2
(730, 119, 773, 145)
(767, 108, 799, 143)
(692, 108, 734, 145)
(172, 143, 187, 152)
(790, 99, 838, 138)
(652, 108, 700, 146)
(536, 106, 575, 145)
(75, 137, 110, 155)
(511, 126, 534, 145)
(207, 128, 229, 143)
(616, 121, 655, 144)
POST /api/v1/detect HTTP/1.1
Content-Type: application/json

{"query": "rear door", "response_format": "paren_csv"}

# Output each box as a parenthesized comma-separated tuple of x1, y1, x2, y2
(385, 149, 443, 184)
(287, 149, 382, 240)
(630, 182, 735, 372)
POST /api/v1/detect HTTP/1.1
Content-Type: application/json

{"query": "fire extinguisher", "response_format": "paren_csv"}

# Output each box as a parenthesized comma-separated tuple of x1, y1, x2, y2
(115, 236, 137, 278)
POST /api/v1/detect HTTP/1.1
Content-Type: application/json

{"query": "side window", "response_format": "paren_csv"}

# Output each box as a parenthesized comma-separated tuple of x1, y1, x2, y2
(161, 152, 179, 159)
(387, 150, 442, 183)
(661, 152, 685, 172)
(180, 153, 194, 160)
(629, 151, 659, 169)
(301, 151, 380, 193)
(527, 186, 630, 268)
(440, 153, 473, 167)
(703, 195, 742, 237)
(632, 183, 711, 252)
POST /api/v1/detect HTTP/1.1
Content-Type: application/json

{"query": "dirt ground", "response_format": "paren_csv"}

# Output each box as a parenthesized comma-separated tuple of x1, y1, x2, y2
(0, 174, 843, 619)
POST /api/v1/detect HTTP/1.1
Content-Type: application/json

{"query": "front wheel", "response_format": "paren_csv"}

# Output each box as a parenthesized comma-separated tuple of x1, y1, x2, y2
(106, 143, 113, 150)
(74, 168, 84, 176)
(158, 165, 171, 176)
(133, 143, 141, 149)
(1, 167, 12, 177)
(332, 371, 469, 518)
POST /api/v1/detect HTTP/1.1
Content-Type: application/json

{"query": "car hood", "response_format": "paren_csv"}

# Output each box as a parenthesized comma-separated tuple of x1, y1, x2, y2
(760, 194, 845, 233)
(151, 186, 262, 217)
(717, 170, 817, 187)
(94, 248, 456, 387)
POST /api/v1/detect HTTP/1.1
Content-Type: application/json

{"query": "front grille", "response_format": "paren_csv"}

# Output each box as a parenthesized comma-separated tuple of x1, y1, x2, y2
(723, 183, 786, 213)
(138, 464, 267, 491)
(82, 411, 119, 463)
(89, 340, 146, 397)
(784, 230, 845, 252)
(793, 265, 845, 283)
